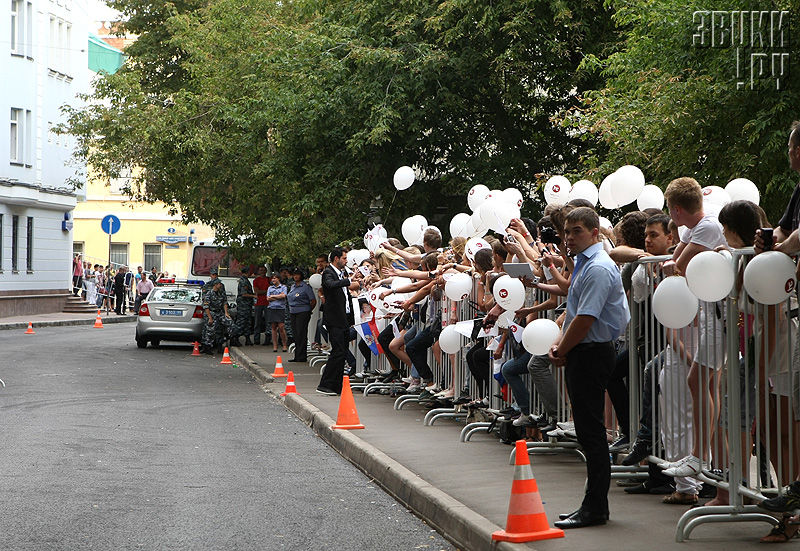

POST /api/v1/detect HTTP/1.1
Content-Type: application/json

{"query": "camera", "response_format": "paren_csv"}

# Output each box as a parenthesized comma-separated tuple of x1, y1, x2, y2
(540, 226, 561, 246)
(761, 227, 773, 251)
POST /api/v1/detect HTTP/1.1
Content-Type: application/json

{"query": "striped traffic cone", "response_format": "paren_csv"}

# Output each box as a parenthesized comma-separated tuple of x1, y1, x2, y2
(220, 347, 233, 365)
(24, 322, 35, 334)
(492, 440, 564, 543)
(93, 311, 104, 329)
(280, 371, 299, 396)
(271, 355, 287, 378)
(191, 341, 202, 356)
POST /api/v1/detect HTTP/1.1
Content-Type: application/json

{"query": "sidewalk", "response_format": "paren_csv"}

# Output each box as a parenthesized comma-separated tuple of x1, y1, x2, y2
(232, 345, 768, 551)
(0, 311, 137, 330)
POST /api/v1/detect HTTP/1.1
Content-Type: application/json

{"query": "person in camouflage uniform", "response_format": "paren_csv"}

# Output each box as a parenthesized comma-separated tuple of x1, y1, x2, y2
(230, 266, 256, 346)
(200, 277, 232, 354)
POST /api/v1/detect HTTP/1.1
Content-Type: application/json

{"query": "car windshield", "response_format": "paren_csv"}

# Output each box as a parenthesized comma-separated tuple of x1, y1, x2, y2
(148, 288, 201, 303)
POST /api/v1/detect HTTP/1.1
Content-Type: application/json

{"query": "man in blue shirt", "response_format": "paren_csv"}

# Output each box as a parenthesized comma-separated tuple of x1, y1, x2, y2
(549, 207, 630, 529)
(287, 267, 317, 362)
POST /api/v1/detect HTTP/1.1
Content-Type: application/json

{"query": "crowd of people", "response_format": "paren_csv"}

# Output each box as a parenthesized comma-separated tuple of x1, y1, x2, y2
(71, 258, 170, 315)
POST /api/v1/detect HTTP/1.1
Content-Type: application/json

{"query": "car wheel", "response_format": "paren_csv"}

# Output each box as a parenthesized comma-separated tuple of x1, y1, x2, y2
(151, 339, 160, 348)
(136, 336, 148, 348)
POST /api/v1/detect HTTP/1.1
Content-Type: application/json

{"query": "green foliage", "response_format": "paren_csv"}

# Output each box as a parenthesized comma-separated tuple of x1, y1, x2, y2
(64, 0, 616, 263)
(563, 0, 800, 222)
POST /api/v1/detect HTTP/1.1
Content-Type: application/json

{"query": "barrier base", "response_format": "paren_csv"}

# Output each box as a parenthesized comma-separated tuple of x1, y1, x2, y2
(492, 527, 565, 543)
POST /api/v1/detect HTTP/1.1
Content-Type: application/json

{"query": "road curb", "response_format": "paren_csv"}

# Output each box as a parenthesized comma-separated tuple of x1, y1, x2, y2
(229, 347, 274, 384)
(0, 316, 137, 331)
(231, 348, 513, 551)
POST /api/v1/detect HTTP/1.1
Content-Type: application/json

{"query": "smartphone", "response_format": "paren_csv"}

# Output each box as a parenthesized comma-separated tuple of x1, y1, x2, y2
(761, 228, 773, 251)
(504, 234, 517, 244)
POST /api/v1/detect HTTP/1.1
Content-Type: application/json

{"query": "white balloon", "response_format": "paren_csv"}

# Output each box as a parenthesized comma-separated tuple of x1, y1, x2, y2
(568, 179, 599, 206)
(349, 249, 370, 267)
(612, 165, 646, 207)
(702, 186, 732, 209)
(470, 210, 490, 238)
(374, 224, 387, 238)
(725, 178, 760, 205)
(490, 201, 521, 234)
(438, 324, 462, 354)
(465, 237, 490, 261)
(652, 276, 699, 329)
(599, 216, 614, 230)
(492, 275, 525, 312)
(393, 166, 415, 190)
(391, 276, 413, 290)
(485, 189, 504, 202)
(636, 184, 665, 211)
(479, 199, 502, 227)
(368, 289, 386, 311)
(308, 273, 322, 290)
(445, 272, 473, 301)
(467, 184, 490, 212)
(599, 173, 621, 209)
(743, 251, 797, 305)
(502, 187, 524, 209)
(401, 217, 425, 246)
(544, 176, 571, 205)
(521, 318, 561, 356)
(449, 213, 472, 239)
(685, 251, 735, 302)
(496, 309, 515, 329)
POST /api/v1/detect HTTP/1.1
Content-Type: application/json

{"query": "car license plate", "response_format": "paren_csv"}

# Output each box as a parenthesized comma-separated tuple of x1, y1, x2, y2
(160, 309, 183, 316)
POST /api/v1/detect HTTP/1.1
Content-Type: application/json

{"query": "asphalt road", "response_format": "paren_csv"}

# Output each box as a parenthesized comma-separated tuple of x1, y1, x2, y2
(0, 324, 453, 550)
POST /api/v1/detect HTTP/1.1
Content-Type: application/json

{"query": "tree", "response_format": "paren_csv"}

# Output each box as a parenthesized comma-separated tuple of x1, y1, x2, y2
(562, 0, 800, 222)
(65, 0, 617, 262)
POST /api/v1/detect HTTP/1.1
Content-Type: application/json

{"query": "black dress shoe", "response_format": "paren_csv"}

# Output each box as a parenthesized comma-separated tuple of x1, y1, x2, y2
(621, 439, 652, 466)
(559, 508, 610, 520)
(315, 387, 338, 396)
(553, 510, 608, 529)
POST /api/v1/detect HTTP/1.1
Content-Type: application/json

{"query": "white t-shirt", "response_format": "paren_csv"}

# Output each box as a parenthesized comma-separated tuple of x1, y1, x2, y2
(680, 214, 726, 250)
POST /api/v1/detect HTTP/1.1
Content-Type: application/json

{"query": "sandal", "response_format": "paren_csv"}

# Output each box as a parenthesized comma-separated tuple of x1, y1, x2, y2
(760, 516, 800, 543)
(663, 491, 699, 505)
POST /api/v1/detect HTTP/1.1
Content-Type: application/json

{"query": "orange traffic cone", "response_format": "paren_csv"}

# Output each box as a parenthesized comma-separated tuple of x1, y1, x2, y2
(24, 322, 35, 334)
(280, 371, 299, 396)
(191, 341, 201, 356)
(93, 311, 104, 329)
(220, 347, 233, 365)
(331, 376, 365, 430)
(271, 355, 287, 378)
(492, 440, 564, 543)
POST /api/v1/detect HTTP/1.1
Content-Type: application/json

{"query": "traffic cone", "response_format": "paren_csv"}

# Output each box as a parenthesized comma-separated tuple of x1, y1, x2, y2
(220, 347, 233, 364)
(93, 311, 104, 329)
(331, 376, 365, 430)
(271, 355, 287, 378)
(191, 341, 201, 356)
(280, 371, 299, 396)
(492, 440, 564, 542)
(24, 322, 35, 334)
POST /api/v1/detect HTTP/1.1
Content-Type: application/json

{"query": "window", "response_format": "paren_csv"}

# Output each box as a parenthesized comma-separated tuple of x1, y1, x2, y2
(11, 215, 18, 272)
(10, 108, 20, 162)
(26, 216, 32, 271)
(9, 108, 31, 165)
(72, 241, 83, 256)
(109, 168, 132, 194)
(64, 23, 71, 74)
(143, 244, 162, 272)
(110, 243, 128, 268)
(190, 246, 244, 277)
(10, 0, 22, 54)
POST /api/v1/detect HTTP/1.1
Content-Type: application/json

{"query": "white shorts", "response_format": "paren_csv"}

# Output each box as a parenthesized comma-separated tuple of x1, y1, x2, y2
(695, 303, 725, 370)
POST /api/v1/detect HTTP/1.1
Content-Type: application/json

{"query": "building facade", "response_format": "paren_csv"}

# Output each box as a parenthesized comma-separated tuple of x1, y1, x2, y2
(0, 0, 89, 317)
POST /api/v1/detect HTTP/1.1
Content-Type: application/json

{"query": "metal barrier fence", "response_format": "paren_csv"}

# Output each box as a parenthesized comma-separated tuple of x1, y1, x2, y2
(628, 251, 799, 541)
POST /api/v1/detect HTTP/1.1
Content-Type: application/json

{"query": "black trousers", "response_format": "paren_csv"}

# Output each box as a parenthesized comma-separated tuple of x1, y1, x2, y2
(565, 341, 615, 516)
(290, 311, 312, 360)
(114, 289, 126, 313)
(318, 324, 348, 393)
(466, 342, 491, 396)
(377, 324, 401, 371)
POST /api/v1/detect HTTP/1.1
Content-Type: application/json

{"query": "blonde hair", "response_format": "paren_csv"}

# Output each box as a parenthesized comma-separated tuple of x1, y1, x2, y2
(373, 247, 403, 271)
(664, 177, 702, 213)
(449, 237, 466, 261)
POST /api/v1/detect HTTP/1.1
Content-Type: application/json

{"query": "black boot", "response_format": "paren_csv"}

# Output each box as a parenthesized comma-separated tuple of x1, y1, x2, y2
(244, 336, 253, 346)
(230, 337, 242, 347)
(253, 335, 260, 345)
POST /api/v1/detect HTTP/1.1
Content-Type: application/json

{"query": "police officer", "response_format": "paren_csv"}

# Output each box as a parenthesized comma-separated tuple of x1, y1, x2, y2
(230, 266, 256, 347)
(200, 273, 232, 354)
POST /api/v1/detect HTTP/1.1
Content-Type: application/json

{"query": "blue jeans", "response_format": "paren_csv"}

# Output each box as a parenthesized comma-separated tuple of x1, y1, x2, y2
(501, 352, 532, 414)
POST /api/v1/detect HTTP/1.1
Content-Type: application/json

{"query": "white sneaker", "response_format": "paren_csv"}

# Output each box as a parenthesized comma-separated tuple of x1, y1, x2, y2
(435, 388, 455, 399)
(425, 383, 440, 393)
(401, 376, 417, 385)
(557, 421, 575, 432)
(406, 384, 422, 393)
(662, 455, 702, 477)
(657, 455, 689, 470)
(513, 414, 534, 427)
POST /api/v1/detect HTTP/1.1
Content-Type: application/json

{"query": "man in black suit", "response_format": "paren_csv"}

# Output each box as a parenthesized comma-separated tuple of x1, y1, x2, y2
(113, 266, 128, 314)
(316, 247, 361, 395)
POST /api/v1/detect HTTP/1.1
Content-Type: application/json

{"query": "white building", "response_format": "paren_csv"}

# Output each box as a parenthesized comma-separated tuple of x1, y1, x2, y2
(0, 0, 89, 317)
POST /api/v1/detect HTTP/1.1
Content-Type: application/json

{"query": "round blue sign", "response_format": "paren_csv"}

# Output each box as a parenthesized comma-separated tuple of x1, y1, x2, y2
(101, 214, 121, 235)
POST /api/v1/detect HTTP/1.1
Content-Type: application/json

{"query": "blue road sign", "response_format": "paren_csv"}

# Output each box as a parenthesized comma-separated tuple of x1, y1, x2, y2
(101, 214, 121, 235)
